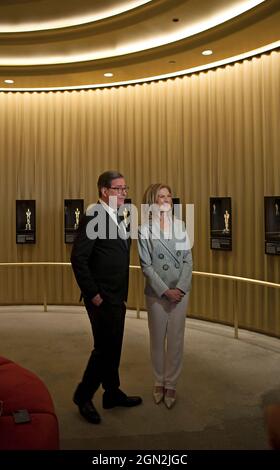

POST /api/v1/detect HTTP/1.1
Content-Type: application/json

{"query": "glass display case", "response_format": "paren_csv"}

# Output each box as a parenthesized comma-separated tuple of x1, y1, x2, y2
(64, 199, 84, 244)
(210, 197, 232, 251)
(16, 200, 36, 244)
(264, 196, 280, 255)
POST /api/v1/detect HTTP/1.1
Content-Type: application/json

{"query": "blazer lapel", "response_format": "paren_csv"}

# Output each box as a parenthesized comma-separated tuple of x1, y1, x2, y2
(149, 225, 179, 263)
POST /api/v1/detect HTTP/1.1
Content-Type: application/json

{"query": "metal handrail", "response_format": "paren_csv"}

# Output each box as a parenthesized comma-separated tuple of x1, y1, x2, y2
(0, 262, 280, 339)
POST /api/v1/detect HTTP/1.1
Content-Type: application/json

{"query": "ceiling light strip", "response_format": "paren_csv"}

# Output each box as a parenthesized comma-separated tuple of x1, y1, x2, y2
(1, 41, 279, 92)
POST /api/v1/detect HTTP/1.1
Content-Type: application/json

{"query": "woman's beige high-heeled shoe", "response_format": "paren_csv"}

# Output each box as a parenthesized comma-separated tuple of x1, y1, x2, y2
(164, 389, 176, 409)
(153, 386, 164, 404)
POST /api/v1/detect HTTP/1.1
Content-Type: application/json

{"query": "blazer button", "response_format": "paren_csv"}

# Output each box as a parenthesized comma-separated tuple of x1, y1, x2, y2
(163, 264, 169, 271)
(158, 253, 164, 259)
(174, 263, 180, 269)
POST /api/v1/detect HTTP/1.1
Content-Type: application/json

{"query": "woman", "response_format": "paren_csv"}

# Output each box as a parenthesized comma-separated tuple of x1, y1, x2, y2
(138, 184, 192, 409)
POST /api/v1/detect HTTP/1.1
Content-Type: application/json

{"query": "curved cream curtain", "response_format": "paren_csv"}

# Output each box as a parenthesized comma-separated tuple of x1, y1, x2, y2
(0, 50, 279, 336)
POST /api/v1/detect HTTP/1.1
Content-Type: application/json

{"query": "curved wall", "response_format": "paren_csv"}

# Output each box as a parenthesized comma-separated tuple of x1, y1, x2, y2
(0, 50, 279, 335)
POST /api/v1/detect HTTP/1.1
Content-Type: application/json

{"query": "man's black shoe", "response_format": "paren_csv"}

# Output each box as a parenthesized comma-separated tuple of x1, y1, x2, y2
(74, 397, 101, 424)
(103, 389, 142, 409)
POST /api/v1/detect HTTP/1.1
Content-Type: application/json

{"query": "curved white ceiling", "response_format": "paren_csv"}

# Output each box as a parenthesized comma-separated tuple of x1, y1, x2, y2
(0, 0, 266, 66)
(0, 0, 279, 90)
(0, 0, 153, 32)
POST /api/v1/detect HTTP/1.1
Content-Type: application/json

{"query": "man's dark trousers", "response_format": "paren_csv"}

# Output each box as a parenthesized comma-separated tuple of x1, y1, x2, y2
(75, 297, 126, 403)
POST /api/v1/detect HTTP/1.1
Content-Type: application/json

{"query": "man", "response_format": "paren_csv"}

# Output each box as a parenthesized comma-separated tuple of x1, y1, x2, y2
(71, 170, 142, 424)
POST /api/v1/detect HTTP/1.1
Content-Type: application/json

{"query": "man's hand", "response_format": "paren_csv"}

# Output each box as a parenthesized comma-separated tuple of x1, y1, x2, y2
(164, 288, 184, 303)
(91, 293, 103, 306)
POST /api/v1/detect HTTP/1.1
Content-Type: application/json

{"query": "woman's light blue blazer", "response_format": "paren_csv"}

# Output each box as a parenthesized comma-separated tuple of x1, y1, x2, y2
(138, 218, 193, 298)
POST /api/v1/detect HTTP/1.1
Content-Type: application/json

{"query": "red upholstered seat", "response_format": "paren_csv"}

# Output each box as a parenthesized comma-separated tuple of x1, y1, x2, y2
(265, 404, 280, 450)
(0, 356, 59, 450)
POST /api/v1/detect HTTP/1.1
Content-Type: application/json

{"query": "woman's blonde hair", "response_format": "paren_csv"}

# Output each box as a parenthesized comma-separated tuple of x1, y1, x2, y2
(142, 183, 172, 205)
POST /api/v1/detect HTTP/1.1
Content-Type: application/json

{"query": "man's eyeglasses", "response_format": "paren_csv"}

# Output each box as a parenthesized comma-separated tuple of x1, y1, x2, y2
(109, 186, 129, 194)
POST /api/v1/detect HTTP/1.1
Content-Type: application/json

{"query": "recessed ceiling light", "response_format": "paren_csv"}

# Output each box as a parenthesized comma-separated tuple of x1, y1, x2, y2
(172, 18, 179, 22)
(1, 40, 279, 92)
(4, 79, 14, 84)
(202, 50, 213, 56)
(169, 60, 176, 64)
(104, 73, 114, 77)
